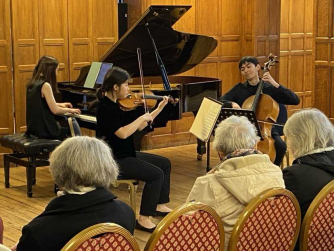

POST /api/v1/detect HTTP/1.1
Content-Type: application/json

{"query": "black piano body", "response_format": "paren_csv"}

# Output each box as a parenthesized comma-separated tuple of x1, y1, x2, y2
(57, 5, 221, 151)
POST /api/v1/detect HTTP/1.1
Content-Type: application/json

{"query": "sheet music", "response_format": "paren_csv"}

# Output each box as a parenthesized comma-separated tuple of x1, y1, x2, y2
(189, 97, 222, 142)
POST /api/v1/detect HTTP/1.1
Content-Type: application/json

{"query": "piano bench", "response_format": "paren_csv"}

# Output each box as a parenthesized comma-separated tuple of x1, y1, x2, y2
(0, 133, 61, 197)
(112, 178, 139, 213)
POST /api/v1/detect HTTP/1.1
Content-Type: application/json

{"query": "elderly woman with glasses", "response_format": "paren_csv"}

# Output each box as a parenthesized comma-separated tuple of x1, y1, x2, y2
(187, 115, 285, 249)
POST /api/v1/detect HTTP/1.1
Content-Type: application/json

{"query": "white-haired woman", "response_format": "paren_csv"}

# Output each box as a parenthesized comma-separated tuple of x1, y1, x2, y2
(283, 109, 334, 219)
(16, 136, 135, 251)
(187, 115, 285, 249)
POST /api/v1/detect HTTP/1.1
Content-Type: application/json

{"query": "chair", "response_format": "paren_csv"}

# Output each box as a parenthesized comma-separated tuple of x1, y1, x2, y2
(112, 179, 139, 213)
(0, 133, 61, 197)
(61, 223, 140, 251)
(227, 188, 301, 251)
(300, 179, 334, 251)
(144, 202, 225, 251)
(68, 117, 82, 136)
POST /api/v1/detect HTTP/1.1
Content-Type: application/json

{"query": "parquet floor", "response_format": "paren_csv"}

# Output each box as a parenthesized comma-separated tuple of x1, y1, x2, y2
(0, 144, 220, 250)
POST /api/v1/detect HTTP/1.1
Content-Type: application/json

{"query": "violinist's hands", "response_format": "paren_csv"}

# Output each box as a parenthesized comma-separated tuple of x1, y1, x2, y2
(262, 72, 279, 88)
(158, 96, 169, 110)
(232, 102, 241, 109)
(141, 112, 153, 123)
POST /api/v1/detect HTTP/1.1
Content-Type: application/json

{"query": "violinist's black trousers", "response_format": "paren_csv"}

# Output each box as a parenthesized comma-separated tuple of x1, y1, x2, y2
(117, 152, 171, 216)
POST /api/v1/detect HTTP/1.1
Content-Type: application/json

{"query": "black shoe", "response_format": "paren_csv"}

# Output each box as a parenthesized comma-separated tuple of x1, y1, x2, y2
(135, 220, 156, 233)
(155, 211, 170, 217)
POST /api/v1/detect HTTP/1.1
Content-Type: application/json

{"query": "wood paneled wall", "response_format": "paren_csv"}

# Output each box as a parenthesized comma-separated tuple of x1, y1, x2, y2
(313, 0, 334, 121)
(10, 0, 118, 133)
(125, 0, 281, 149)
(280, 0, 314, 116)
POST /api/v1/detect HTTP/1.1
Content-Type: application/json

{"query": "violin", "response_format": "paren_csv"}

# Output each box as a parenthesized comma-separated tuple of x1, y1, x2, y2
(241, 54, 279, 162)
(118, 90, 179, 111)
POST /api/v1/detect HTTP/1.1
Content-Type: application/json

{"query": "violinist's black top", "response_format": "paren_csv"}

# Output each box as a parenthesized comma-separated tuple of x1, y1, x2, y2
(96, 97, 145, 159)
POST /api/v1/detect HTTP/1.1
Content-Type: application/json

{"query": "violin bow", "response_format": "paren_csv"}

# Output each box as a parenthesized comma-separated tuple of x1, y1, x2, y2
(137, 47, 152, 128)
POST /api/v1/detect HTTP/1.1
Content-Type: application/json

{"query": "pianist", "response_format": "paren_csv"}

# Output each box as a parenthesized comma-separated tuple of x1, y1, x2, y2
(96, 66, 172, 233)
(26, 56, 81, 140)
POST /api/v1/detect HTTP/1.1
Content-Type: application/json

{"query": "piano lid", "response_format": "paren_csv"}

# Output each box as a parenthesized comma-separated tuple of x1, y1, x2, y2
(100, 5, 217, 77)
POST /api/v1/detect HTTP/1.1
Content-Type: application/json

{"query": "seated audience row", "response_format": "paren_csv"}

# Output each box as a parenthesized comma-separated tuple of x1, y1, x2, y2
(8, 108, 334, 251)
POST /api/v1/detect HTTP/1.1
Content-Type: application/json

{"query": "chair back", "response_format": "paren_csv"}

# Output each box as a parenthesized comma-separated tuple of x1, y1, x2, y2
(144, 202, 225, 251)
(68, 117, 82, 136)
(300, 179, 334, 251)
(228, 188, 301, 251)
(0, 217, 3, 244)
(61, 223, 140, 251)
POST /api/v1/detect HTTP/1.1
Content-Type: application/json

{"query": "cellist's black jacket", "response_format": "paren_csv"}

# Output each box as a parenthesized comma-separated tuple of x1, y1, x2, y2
(217, 81, 300, 108)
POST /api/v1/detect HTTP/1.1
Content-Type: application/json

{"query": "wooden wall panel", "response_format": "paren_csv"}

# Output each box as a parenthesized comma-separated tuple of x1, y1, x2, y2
(0, 0, 13, 136)
(314, 0, 334, 119)
(11, 0, 40, 132)
(92, 0, 118, 61)
(0, 0, 14, 166)
(39, 0, 69, 81)
(68, 0, 93, 81)
(280, 0, 314, 115)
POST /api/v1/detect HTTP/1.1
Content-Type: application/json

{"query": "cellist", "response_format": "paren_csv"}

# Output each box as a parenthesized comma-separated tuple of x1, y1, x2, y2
(218, 56, 300, 166)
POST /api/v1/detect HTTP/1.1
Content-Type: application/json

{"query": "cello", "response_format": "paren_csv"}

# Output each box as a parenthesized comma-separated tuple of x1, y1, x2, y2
(241, 54, 279, 162)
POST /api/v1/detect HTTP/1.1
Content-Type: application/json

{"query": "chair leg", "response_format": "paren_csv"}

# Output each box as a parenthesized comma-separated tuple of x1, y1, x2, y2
(32, 166, 36, 185)
(128, 182, 137, 214)
(26, 164, 35, 198)
(4, 155, 10, 188)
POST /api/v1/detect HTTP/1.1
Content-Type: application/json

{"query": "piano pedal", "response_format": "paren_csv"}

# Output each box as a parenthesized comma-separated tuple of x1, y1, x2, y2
(197, 154, 203, 161)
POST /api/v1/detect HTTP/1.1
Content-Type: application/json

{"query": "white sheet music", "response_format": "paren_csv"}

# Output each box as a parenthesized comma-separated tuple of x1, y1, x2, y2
(189, 98, 222, 142)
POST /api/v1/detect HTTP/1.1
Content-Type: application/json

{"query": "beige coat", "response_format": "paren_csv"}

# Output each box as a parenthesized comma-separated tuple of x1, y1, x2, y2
(186, 154, 285, 249)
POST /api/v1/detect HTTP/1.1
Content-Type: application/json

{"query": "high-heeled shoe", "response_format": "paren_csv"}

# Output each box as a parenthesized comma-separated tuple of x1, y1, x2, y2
(135, 220, 156, 233)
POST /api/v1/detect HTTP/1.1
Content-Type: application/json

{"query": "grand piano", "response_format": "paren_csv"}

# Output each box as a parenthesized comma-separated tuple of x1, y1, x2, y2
(57, 5, 221, 155)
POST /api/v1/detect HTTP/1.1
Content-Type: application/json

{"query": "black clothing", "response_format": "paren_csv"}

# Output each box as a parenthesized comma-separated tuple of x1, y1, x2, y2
(17, 188, 135, 251)
(218, 81, 300, 107)
(118, 151, 171, 216)
(26, 80, 61, 139)
(283, 150, 334, 219)
(96, 97, 171, 216)
(97, 97, 144, 159)
(218, 81, 299, 166)
(283, 150, 334, 251)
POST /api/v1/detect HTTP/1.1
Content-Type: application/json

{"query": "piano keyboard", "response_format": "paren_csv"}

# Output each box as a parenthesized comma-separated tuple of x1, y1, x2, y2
(64, 113, 97, 123)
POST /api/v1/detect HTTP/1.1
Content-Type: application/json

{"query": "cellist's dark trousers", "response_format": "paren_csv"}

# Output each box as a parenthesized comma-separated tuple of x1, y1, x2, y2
(272, 128, 287, 166)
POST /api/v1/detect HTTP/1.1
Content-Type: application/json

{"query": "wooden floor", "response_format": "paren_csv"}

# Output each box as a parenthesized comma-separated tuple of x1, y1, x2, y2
(0, 144, 220, 250)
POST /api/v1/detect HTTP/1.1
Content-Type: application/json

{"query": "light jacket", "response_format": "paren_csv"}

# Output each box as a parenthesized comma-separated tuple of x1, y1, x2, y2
(187, 153, 285, 249)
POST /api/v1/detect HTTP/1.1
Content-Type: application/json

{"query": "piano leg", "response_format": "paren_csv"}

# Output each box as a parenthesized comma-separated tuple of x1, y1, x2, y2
(196, 139, 206, 160)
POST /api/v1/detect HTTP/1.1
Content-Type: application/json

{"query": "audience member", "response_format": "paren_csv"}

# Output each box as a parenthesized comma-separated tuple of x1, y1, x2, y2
(16, 136, 135, 251)
(187, 115, 285, 249)
(283, 108, 334, 219)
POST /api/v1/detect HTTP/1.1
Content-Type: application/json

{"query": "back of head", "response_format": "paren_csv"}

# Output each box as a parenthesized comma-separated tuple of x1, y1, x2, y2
(213, 115, 260, 155)
(284, 109, 334, 158)
(238, 56, 259, 69)
(28, 55, 59, 92)
(96, 66, 131, 101)
(49, 136, 119, 190)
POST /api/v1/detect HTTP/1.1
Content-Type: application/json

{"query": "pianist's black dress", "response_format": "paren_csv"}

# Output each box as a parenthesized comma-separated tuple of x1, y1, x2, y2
(96, 96, 171, 216)
(26, 79, 67, 140)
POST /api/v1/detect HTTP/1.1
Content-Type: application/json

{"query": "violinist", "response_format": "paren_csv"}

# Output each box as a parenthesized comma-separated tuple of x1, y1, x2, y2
(96, 66, 172, 233)
(218, 56, 300, 166)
